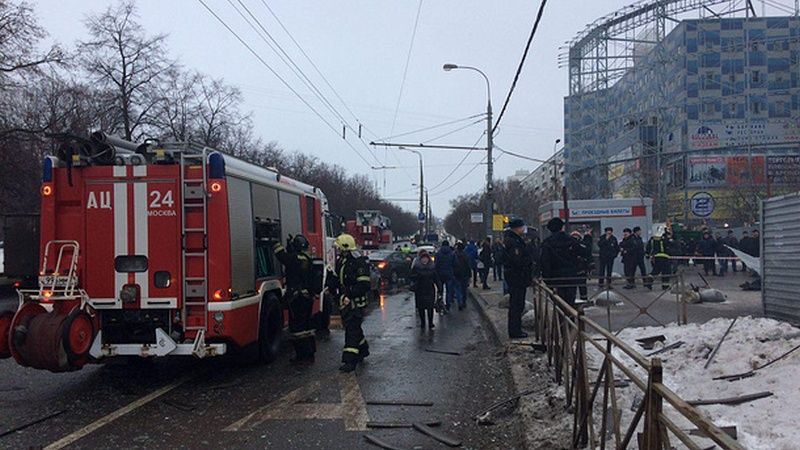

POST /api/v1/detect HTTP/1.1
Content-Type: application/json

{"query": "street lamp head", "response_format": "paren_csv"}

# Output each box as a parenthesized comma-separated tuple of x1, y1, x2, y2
(442, 63, 458, 71)
(555, 138, 561, 144)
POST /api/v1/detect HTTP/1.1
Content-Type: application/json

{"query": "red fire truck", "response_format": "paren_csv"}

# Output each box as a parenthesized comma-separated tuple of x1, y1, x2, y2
(0, 132, 333, 372)
(345, 210, 392, 251)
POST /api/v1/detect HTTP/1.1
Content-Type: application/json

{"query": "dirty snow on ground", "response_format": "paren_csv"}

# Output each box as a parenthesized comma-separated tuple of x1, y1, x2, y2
(586, 316, 800, 449)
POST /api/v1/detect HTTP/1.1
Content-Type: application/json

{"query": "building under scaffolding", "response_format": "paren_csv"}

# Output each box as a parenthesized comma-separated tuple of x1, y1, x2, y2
(562, 0, 800, 225)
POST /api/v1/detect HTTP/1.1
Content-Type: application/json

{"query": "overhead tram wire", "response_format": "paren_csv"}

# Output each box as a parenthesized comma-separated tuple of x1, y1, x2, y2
(229, 0, 381, 165)
(491, 0, 548, 136)
(374, 113, 485, 142)
(428, 131, 487, 192)
(196, 0, 374, 168)
(385, 0, 425, 186)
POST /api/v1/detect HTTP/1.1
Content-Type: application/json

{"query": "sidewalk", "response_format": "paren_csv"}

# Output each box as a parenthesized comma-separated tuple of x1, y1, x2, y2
(468, 283, 572, 450)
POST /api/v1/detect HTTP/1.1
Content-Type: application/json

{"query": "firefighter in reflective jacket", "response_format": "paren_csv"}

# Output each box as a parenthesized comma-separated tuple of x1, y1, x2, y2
(646, 232, 673, 291)
(274, 235, 316, 362)
(332, 233, 371, 373)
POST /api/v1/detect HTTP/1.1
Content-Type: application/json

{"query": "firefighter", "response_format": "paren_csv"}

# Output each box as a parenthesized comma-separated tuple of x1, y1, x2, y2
(332, 233, 371, 373)
(646, 232, 673, 290)
(274, 235, 317, 363)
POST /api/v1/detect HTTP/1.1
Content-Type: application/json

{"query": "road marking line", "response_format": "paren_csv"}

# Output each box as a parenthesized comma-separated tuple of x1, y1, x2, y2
(44, 376, 191, 450)
(224, 373, 369, 432)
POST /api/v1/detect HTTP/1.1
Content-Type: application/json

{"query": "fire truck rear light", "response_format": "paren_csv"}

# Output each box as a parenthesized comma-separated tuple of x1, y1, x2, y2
(42, 185, 53, 196)
(13, 281, 21, 289)
(377, 261, 387, 270)
(42, 290, 53, 299)
(210, 182, 222, 193)
(213, 289, 225, 301)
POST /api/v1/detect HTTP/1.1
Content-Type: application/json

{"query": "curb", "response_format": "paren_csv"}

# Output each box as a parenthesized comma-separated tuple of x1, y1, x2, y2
(469, 287, 539, 450)
(467, 288, 505, 347)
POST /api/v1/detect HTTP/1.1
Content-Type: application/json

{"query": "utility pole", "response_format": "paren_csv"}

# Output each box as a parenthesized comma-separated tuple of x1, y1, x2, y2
(401, 148, 424, 243)
(443, 63, 494, 239)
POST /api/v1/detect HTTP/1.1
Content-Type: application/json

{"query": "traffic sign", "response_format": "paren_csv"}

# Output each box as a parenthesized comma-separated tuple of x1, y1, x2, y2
(470, 212, 483, 223)
(690, 191, 715, 218)
(418, 212, 426, 223)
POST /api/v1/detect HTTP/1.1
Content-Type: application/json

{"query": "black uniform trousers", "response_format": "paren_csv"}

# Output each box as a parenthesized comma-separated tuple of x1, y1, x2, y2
(507, 285, 527, 337)
(623, 259, 637, 287)
(341, 306, 369, 364)
(635, 257, 651, 288)
(598, 257, 614, 286)
(287, 290, 316, 359)
(651, 257, 672, 289)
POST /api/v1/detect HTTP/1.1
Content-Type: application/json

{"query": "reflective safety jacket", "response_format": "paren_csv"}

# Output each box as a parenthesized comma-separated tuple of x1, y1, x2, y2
(646, 237, 670, 259)
(274, 243, 315, 295)
(334, 253, 371, 309)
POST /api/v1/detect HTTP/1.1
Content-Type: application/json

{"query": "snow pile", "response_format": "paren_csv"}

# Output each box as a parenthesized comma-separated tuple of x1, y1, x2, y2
(587, 316, 800, 449)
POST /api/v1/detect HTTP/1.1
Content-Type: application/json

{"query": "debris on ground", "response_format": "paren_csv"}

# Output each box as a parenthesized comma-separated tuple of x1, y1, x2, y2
(698, 288, 726, 303)
(412, 422, 462, 447)
(587, 316, 800, 449)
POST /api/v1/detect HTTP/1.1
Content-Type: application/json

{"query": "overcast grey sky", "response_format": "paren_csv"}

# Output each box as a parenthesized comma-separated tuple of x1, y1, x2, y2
(34, 0, 627, 215)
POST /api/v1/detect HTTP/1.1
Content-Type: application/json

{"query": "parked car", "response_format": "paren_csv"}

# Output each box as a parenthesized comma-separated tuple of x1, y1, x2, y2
(369, 250, 414, 286)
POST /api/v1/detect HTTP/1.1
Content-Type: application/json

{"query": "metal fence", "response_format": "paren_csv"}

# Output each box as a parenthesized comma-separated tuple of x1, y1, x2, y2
(530, 280, 743, 450)
(762, 191, 800, 324)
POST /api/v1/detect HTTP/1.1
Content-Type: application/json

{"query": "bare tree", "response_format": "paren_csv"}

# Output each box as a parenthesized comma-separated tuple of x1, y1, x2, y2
(0, 0, 62, 80)
(78, 0, 175, 140)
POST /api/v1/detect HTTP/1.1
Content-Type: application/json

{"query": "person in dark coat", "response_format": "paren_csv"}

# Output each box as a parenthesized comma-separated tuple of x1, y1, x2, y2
(632, 226, 650, 288)
(491, 239, 505, 281)
(540, 218, 582, 307)
(465, 240, 479, 287)
(478, 239, 493, 290)
(697, 231, 717, 276)
(619, 228, 638, 289)
(409, 250, 440, 330)
(721, 230, 739, 272)
(503, 218, 533, 338)
(597, 227, 619, 287)
(452, 241, 471, 310)
(570, 231, 591, 301)
(435, 240, 456, 312)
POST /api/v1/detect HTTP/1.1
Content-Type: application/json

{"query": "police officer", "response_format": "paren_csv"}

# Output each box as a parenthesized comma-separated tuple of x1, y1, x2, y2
(274, 235, 317, 362)
(332, 234, 371, 373)
(646, 232, 672, 290)
(504, 218, 533, 339)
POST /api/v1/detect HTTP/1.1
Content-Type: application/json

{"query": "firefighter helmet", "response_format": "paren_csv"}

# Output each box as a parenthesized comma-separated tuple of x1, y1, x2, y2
(292, 234, 310, 251)
(335, 233, 357, 251)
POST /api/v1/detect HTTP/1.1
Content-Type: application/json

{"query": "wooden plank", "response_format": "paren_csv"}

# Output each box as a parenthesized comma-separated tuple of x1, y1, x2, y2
(647, 341, 684, 357)
(363, 434, 410, 450)
(366, 420, 441, 429)
(687, 391, 773, 406)
(704, 318, 737, 369)
(412, 422, 462, 447)
(424, 348, 461, 356)
(366, 400, 434, 407)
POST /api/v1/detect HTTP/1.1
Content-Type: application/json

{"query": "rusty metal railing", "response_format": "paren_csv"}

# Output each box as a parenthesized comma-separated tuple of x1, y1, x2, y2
(531, 280, 743, 450)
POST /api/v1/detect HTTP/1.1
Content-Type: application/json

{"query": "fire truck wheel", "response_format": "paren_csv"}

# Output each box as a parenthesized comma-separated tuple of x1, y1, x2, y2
(258, 294, 282, 363)
(61, 309, 95, 365)
(8, 302, 47, 364)
(0, 311, 15, 358)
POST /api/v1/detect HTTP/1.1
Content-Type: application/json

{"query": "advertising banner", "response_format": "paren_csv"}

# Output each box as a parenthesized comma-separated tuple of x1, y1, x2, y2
(688, 119, 800, 150)
(727, 155, 765, 185)
(767, 155, 800, 185)
(688, 156, 726, 187)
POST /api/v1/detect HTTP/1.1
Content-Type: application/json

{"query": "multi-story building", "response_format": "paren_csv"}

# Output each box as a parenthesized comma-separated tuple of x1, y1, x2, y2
(563, 1, 800, 225)
(520, 149, 564, 205)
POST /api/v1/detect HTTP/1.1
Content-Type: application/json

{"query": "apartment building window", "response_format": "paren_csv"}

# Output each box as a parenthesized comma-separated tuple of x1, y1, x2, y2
(752, 70, 760, 83)
(752, 99, 761, 114)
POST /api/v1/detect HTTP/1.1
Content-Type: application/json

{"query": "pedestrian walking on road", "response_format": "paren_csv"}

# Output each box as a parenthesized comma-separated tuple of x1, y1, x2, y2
(540, 218, 582, 307)
(698, 231, 717, 276)
(453, 241, 471, 310)
(478, 239, 493, 290)
(646, 232, 672, 290)
(434, 240, 456, 313)
(503, 218, 533, 338)
(620, 228, 637, 289)
(332, 234, 371, 373)
(410, 250, 440, 331)
(491, 239, 505, 282)
(597, 227, 619, 287)
(465, 240, 479, 288)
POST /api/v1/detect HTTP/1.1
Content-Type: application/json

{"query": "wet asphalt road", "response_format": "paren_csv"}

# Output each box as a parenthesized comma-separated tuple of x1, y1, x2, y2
(0, 290, 523, 449)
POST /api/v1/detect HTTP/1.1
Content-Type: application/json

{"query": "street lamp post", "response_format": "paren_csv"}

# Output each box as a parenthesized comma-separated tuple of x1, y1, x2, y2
(402, 147, 425, 242)
(552, 138, 561, 200)
(443, 63, 493, 239)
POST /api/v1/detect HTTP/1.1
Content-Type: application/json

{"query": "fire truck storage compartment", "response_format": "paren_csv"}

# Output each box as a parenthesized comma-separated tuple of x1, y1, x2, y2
(101, 309, 171, 344)
(2, 213, 40, 279)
